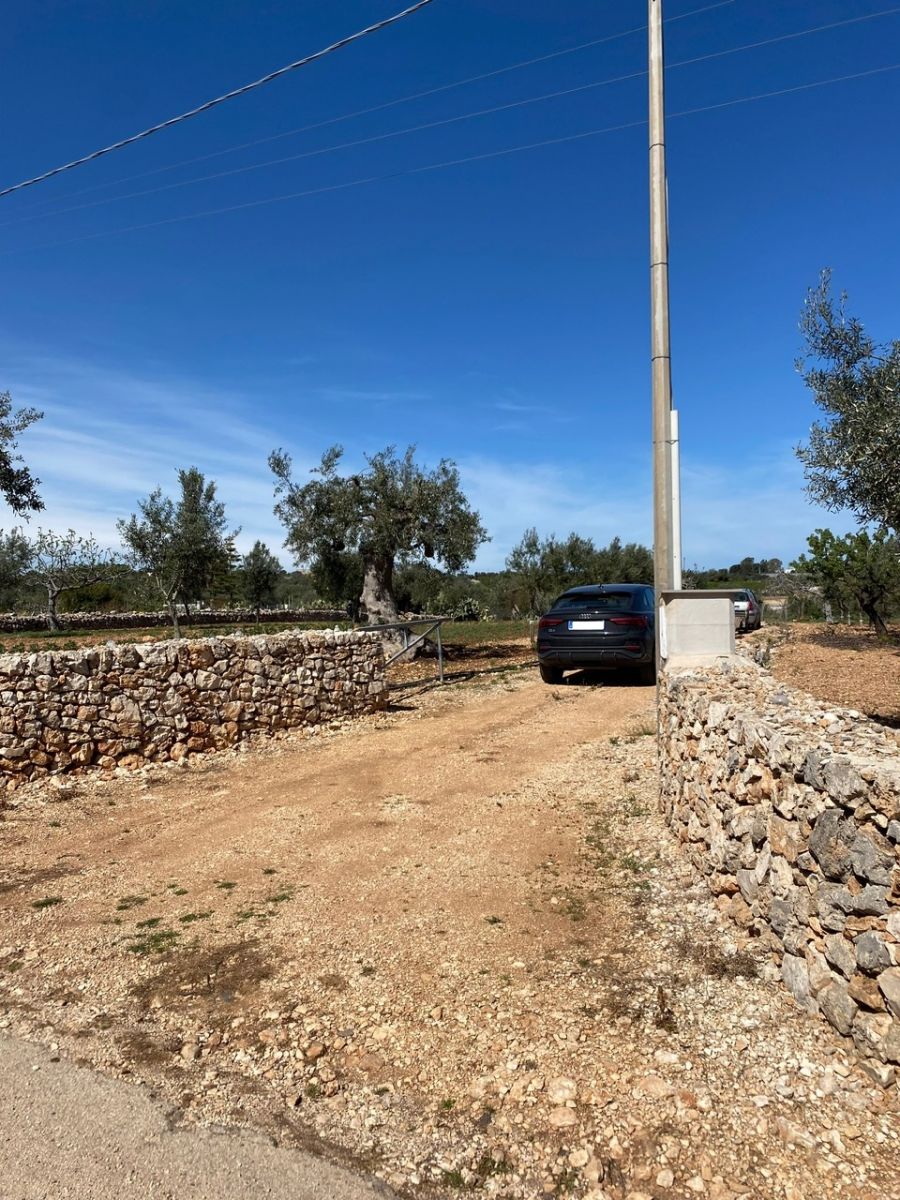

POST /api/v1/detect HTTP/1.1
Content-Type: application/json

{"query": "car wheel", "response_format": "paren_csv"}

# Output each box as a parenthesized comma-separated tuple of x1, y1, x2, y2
(539, 664, 565, 685)
(635, 660, 656, 686)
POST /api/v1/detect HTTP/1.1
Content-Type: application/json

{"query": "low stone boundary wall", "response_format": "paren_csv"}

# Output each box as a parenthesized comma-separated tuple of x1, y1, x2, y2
(660, 656, 900, 1085)
(0, 608, 347, 634)
(0, 629, 386, 789)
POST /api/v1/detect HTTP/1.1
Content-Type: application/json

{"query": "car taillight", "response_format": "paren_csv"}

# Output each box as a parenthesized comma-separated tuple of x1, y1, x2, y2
(538, 617, 563, 631)
(610, 616, 648, 628)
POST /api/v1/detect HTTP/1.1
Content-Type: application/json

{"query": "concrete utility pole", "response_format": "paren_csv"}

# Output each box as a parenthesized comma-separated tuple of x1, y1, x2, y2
(648, 0, 682, 594)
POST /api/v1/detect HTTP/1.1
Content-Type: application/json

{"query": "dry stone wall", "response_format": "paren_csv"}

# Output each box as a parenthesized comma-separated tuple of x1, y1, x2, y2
(0, 629, 386, 789)
(0, 607, 346, 634)
(660, 656, 900, 1085)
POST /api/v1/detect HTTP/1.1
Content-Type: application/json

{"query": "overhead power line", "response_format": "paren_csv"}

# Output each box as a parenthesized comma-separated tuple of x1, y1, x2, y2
(8, 4, 900, 230)
(11, 0, 737, 211)
(7, 60, 898, 258)
(0, 0, 437, 200)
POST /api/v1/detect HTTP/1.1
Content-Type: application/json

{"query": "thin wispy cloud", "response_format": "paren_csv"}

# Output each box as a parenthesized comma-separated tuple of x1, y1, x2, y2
(0, 350, 855, 574)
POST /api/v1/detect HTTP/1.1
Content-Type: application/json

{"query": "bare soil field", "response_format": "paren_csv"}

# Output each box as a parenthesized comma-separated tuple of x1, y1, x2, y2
(763, 623, 900, 728)
(0, 643, 897, 1199)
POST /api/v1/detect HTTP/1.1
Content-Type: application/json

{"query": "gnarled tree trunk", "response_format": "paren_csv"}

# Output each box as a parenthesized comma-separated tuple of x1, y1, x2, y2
(359, 556, 418, 661)
(359, 556, 400, 626)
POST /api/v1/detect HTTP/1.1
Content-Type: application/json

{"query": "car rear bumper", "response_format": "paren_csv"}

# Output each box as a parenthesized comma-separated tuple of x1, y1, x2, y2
(538, 644, 653, 670)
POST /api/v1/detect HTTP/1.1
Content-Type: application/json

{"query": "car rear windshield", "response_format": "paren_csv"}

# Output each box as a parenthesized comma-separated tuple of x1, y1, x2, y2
(553, 592, 636, 612)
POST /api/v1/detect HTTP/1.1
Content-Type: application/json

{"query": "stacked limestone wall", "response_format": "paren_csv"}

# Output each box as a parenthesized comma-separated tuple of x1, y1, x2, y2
(0, 629, 386, 789)
(0, 607, 346, 634)
(660, 657, 900, 1085)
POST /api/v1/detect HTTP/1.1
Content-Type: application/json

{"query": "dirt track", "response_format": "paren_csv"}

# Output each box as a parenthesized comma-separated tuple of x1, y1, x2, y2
(1, 664, 898, 1199)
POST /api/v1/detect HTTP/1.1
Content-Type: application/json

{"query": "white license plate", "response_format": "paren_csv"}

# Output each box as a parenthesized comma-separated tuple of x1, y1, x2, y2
(568, 620, 605, 630)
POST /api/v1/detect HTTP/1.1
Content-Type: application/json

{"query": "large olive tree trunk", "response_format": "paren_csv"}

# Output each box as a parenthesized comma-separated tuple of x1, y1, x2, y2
(359, 556, 419, 661)
(359, 556, 400, 626)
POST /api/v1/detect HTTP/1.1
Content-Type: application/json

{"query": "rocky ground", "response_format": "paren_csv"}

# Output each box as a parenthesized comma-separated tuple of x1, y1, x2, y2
(1, 654, 898, 1199)
(762, 623, 900, 729)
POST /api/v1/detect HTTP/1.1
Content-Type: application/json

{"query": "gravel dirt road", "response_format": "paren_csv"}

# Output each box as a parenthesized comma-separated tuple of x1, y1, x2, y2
(0, 1033, 394, 1200)
(1, 658, 898, 1199)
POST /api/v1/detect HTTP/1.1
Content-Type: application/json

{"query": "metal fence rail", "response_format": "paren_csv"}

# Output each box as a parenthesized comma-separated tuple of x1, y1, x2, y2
(360, 617, 445, 684)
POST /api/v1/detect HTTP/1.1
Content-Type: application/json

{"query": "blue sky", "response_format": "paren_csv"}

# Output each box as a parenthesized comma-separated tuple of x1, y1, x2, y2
(2, 0, 898, 570)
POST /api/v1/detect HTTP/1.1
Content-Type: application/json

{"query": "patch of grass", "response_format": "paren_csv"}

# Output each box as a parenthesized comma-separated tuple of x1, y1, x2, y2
(235, 909, 261, 923)
(48, 820, 62, 828)
(563, 893, 587, 922)
(5, 960, 23, 972)
(116, 895, 147, 911)
(305, 1082, 322, 1100)
(622, 793, 648, 818)
(620, 853, 648, 874)
(624, 718, 657, 741)
(215, 880, 237, 891)
(126, 928, 179, 955)
(32, 895, 63, 909)
(475, 1155, 510, 1181)
(441, 1169, 468, 1190)
(172, 887, 188, 896)
(440, 1097, 456, 1110)
(136, 916, 163, 929)
(178, 911, 212, 924)
(265, 889, 294, 904)
(262, 867, 278, 875)
(485, 914, 503, 926)
(609, 736, 620, 746)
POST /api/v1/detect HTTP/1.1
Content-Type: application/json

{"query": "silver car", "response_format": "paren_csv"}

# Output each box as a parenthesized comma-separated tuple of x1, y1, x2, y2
(733, 588, 762, 631)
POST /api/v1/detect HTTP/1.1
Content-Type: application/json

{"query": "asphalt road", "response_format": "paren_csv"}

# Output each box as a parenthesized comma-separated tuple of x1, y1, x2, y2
(0, 1035, 394, 1200)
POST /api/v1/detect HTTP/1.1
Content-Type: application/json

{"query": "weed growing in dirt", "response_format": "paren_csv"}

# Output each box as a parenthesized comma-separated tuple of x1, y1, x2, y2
(172, 887, 188, 896)
(440, 1097, 456, 1110)
(235, 909, 265, 924)
(675, 934, 759, 980)
(622, 794, 648, 818)
(485, 915, 503, 926)
(32, 896, 62, 909)
(620, 853, 649, 873)
(624, 719, 657, 741)
(126, 928, 179, 955)
(265, 889, 294, 905)
(562, 892, 586, 922)
(116, 895, 147, 911)
(216, 881, 237, 891)
(262, 867, 278, 875)
(178, 911, 212, 924)
(305, 1082, 322, 1100)
(136, 916, 162, 929)
(360, 965, 376, 977)
(475, 1155, 511, 1179)
(48, 820, 61, 828)
(441, 1170, 467, 1189)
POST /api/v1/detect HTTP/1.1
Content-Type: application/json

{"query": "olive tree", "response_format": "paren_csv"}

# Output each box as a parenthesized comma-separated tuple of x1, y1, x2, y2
(0, 527, 31, 609)
(0, 391, 43, 516)
(796, 272, 900, 533)
(791, 528, 900, 636)
(241, 541, 283, 620)
(29, 529, 118, 630)
(118, 468, 236, 637)
(269, 445, 488, 624)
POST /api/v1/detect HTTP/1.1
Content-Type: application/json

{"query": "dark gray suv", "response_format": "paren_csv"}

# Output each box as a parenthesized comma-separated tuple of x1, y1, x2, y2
(536, 583, 656, 685)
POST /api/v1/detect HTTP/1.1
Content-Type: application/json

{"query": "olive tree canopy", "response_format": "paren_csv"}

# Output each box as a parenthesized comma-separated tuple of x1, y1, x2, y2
(796, 272, 900, 534)
(118, 467, 236, 636)
(269, 445, 488, 624)
(0, 391, 43, 516)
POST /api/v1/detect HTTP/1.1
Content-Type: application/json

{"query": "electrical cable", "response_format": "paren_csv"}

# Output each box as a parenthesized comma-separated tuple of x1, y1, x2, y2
(0, 0, 437, 199)
(6, 60, 898, 257)
(5, 4, 898, 230)
(9, 0, 736, 210)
